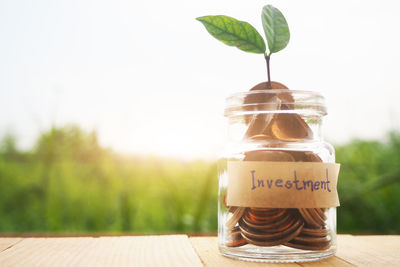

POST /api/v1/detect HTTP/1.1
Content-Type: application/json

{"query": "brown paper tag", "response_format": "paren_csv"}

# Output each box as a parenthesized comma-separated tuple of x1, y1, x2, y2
(227, 161, 340, 208)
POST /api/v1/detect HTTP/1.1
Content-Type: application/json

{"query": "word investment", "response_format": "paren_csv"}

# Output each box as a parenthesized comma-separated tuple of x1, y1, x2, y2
(250, 169, 332, 192)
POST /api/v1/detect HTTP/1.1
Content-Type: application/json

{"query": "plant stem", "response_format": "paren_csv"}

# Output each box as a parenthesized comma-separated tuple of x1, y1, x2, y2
(265, 55, 271, 89)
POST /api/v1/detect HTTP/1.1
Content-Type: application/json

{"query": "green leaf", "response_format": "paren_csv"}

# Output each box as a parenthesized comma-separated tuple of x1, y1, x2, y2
(196, 15, 266, 54)
(261, 5, 290, 54)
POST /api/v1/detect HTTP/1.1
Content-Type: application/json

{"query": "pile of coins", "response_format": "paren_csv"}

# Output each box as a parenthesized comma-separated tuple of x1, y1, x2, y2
(224, 205, 331, 250)
(224, 82, 331, 251)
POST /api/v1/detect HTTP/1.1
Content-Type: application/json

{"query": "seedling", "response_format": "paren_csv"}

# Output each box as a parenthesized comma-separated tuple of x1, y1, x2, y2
(197, 5, 290, 89)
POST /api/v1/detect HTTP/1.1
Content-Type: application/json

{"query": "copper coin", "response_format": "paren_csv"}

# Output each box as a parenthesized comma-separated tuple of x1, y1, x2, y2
(292, 235, 330, 244)
(221, 194, 228, 209)
(299, 208, 326, 228)
(249, 134, 269, 140)
(226, 207, 246, 230)
(226, 226, 247, 247)
(306, 208, 326, 226)
(246, 81, 293, 110)
(304, 152, 323, 162)
(243, 82, 289, 119)
(228, 206, 237, 213)
(243, 81, 312, 141)
(301, 227, 330, 237)
(247, 208, 286, 220)
(285, 233, 331, 251)
(263, 113, 313, 141)
(249, 207, 285, 213)
(243, 81, 290, 138)
(239, 214, 301, 240)
(249, 81, 289, 91)
(250, 207, 277, 211)
(240, 218, 304, 247)
(242, 213, 293, 232)
(284, 151, 319, 162)
(226, 236, 247, 247)
(315, 208, 327, 220)
(245, 112, 275, 138)
(244, 150, 295, 162)
(244, 210, 291, 229)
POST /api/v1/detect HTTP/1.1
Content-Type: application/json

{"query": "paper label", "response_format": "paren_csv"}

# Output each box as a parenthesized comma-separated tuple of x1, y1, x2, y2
(227, 161, 340, 208)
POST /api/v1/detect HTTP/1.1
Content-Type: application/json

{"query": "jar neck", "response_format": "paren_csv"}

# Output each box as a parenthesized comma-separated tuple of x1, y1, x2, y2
(227, 113, 324, 144)
(225, 90, 327, 144)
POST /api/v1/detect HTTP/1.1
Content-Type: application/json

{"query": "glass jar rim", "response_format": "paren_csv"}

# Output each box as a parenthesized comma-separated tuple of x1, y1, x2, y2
(224, 89, 327, 118)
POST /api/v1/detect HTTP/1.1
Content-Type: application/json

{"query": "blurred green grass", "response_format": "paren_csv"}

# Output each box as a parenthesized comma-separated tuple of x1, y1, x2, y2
(0, 125, 399, 234)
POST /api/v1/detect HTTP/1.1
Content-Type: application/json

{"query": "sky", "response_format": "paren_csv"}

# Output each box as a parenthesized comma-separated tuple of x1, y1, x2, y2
(1, 0, 400, 159)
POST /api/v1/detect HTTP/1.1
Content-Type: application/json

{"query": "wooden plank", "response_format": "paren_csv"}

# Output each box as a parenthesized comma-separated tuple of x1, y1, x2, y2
(299, 256, 354, 267)
(0, 235, 398, 266)
(189, 236, 300, 266)
(0, 235, 203, 267)
(0, 238, 22, 253)
(336, 235, 400, 266)
(190, 237, 356, 267)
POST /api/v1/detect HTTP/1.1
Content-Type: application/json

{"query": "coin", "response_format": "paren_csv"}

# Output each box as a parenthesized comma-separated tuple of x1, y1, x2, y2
(243, 81, 313, 141)
(243, 82, 289, 139)
(242, 210, 292, 231)
(244, 150, 295, 162)
(301, 227, 330, 237)
(299, 208, 326, 228)
(285, 237, 331, 251)
(285, 222, 331, 250)
(245, 95, 282, 138)
(226, 207, 246, 231)
(263, 113, 313, 141)
(315, 208, 327, 221)
(239, 215, 304, 247)
(305, 152, 323, 162)
(226, 226, 247, 247)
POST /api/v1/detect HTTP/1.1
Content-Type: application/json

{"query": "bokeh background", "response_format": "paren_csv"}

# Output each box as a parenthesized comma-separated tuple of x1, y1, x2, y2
(0, 0, 399, 234)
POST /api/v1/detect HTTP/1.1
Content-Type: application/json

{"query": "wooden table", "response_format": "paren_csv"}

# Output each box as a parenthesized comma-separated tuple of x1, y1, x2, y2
(0, 235, 398, 266)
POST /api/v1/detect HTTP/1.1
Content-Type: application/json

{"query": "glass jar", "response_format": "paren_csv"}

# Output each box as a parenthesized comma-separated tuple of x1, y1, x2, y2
(218, 88, 339, 262)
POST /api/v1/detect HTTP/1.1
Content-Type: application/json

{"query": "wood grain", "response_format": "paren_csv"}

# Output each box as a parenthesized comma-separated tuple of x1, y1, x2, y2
(0, 235, 398, 266)
(299, 255, 354, 267)
(190, 236, 299, 267)
(189, 237, 355, 267)
(336, 235, 400, 266)
(0, 238, 22, 253)
(0, 235, 202, 267)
